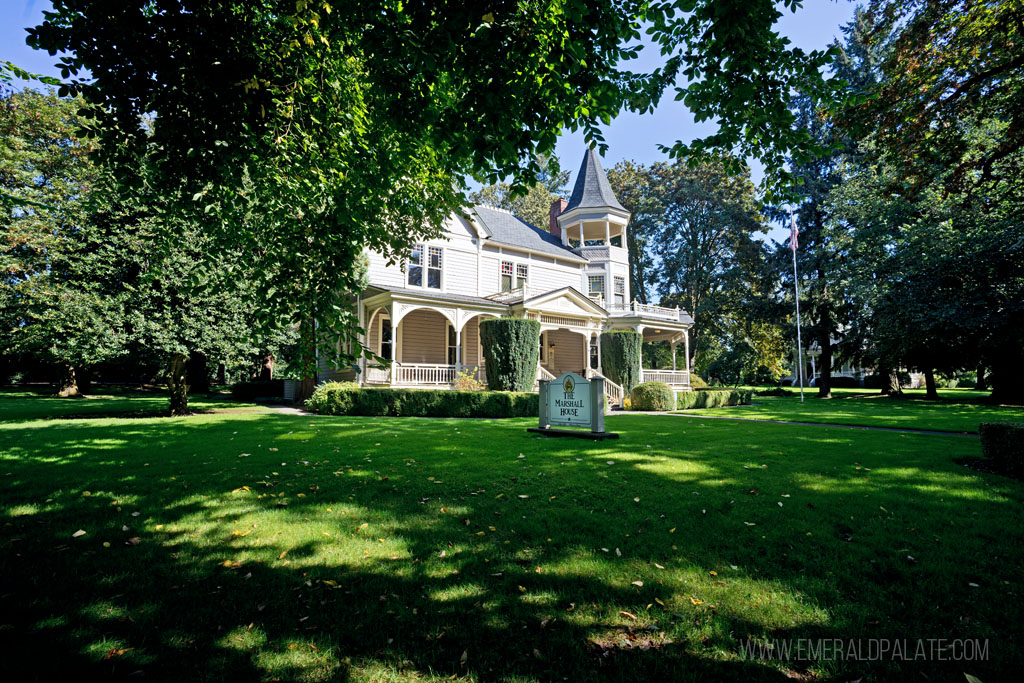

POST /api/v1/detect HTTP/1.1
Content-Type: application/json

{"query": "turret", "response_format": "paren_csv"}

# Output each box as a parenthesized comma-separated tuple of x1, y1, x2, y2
(551, 149, 631, 308)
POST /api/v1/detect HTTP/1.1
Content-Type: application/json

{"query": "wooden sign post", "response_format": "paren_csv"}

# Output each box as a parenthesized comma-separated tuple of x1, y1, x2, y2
(528, 371, 619, 440)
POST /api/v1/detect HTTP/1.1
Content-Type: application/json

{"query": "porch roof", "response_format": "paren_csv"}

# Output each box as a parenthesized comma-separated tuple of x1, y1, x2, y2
(365, 284, 508, 310)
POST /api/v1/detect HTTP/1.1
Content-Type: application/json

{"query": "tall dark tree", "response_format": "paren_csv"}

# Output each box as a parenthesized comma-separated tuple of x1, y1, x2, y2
(771, 9, 892, 398)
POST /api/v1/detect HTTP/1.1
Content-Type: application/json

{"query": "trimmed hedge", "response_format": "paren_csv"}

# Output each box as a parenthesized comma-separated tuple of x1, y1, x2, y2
(231, 379, 283, 400)
(306, 383, 538, 418)
(979, 422, 1024, 476)
(600, 330, 642, 393)
(630, 381, 674, 411)
(675, 389, 752, 410)
(480, 318, 540, 392)
(689, 373, 709, 389)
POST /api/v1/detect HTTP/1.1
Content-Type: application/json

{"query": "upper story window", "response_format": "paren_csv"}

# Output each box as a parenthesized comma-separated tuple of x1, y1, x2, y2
(588, 275, 605, 299)
(407, 244, 442, 289)
(501, 261, 528, 292)
(610, 234, 623, 247)
(613, 276, 626, 306)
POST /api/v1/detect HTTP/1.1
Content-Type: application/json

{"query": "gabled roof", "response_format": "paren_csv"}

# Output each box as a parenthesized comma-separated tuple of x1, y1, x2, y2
(563, 148, 625, 213)
(520, 286, 608, 317)
(471, 205, 585, 262)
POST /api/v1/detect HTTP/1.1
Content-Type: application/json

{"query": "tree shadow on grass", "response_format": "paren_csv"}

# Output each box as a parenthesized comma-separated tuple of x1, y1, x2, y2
(0, 413, 1020, 681)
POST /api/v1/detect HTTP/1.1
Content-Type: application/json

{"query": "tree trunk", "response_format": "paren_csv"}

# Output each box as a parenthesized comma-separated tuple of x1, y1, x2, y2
(816, 279, 833, 399)
(924, 368, 938, 400)
(77, 366, 92, 395)
(298, 318, 317, 402)
(817, 332, 833, 399)
(188, 351, 210, 394)
(216, 362, 226, 386)
(886, 369, 903, 397)
(57, 364, 79, 397)
(975, 364, 987, 391)
(168, 353, 190, 416)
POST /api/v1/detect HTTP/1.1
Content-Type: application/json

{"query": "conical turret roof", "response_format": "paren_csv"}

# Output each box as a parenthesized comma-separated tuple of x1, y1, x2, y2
(563, 148, 625, 213)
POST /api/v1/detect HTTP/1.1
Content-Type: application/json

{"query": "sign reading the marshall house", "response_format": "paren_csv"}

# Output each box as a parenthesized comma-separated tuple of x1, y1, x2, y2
(550, 373, 590, 428)
(528, 371, 619, 440)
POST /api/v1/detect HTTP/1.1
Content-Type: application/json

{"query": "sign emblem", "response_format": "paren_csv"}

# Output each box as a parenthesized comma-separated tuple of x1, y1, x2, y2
(564, 376, 575, 393)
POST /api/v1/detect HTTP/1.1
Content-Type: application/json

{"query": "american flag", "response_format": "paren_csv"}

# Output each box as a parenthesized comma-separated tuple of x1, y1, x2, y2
(790, 213, 799, 252)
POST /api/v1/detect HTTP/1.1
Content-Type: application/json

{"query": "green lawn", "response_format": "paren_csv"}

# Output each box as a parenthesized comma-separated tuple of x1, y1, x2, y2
(679, 388, 1023, 433)
(1, 394, 1022, 681)
(0, 387, 262, 422)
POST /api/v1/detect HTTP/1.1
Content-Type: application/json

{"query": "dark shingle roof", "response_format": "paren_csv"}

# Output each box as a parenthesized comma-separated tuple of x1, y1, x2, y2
(564, 148, 625, 213)
(471, 205, 584, 262)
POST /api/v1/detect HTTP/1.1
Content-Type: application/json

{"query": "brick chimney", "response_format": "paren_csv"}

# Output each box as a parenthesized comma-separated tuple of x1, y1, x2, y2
(548, 198, 568, 238)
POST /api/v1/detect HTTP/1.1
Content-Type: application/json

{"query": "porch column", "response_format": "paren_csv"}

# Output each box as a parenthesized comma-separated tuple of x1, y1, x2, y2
(596, 332, 603, 373)
(605, 219, 610, 245)
(684, 330, 691, 375)
(578, 220, 583, 245)
(455, 325, 462, 374)
(671, 342, 677, 371)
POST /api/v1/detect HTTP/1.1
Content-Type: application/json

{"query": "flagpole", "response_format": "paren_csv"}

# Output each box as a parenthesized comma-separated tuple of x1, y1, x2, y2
(790, 210, 805, 403)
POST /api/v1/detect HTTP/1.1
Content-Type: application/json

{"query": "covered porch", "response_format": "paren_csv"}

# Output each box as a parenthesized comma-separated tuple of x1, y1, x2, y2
(607, 315, 693, 391)
(358, 288, 506, 388)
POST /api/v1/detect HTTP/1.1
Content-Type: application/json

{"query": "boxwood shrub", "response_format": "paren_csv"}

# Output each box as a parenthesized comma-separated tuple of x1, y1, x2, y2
(630, 381, 675, 411)
(979, 422, 1024, 476)
(306, 382, 538, 418)
(480, 318, 540, 392)
(675, 389, 752, 410)
(600, 330, 642, 393)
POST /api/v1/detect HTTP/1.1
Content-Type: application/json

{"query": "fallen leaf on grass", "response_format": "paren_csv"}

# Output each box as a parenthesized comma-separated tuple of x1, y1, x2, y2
(689, 597, 703, 606)
(654, 563, 665, 570)
(103, 647, 132, 660)
(619, 611, 637, 621)
(72, 529, 87, 538)
(631, 580, 644, 587)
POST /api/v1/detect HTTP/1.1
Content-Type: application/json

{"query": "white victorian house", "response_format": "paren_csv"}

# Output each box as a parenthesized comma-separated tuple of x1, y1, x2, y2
(321, 149, 694, 405)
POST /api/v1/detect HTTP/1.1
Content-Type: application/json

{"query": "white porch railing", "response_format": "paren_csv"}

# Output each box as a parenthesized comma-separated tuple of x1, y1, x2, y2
(607, 300, 684, 321)
(364, 365, 391, 384)
(642, 369, 691, 386)
(586, 368, 624, 408)
(485, 285, 540, 304)
(534, 364, 556, 391)
(393, 363, 457, 386)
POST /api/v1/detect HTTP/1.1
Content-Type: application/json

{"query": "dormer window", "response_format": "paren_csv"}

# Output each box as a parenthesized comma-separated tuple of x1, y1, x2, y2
(408, 244, 442, 289)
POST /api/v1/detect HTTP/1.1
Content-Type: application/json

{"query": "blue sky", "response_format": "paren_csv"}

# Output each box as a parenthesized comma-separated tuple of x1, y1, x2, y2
(3, 0, 857, 242)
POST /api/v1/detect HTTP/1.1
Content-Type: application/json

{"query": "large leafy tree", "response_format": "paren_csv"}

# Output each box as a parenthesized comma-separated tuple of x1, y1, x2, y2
(607, 160, 662, 304)
(0, 87, 123, 395)
(25, 0, 838, 393)
(608, 157, 778, 376)
(771, 9, 892, 398)
(1, 86, 277, 413)
(825, 1, 1024, 401)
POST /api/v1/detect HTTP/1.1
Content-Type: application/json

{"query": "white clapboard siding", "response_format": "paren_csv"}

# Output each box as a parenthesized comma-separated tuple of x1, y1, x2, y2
(399, 309, 448, 364)
(544, 328, 587, 376)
